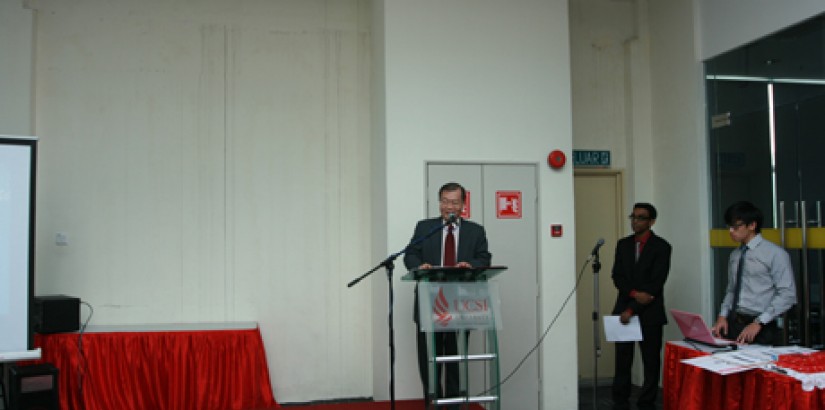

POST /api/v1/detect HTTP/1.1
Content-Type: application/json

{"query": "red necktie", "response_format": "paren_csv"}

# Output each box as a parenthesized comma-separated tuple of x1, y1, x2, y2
(444, 224, 456, 266)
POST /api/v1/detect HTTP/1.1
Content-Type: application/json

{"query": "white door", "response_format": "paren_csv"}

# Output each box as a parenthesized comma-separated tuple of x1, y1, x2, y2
(427, 163, 540, 409)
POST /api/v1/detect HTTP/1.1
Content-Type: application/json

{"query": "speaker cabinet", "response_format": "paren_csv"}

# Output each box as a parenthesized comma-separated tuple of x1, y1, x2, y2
(7, 364, 59, 410)
(33, 295, 80, 334)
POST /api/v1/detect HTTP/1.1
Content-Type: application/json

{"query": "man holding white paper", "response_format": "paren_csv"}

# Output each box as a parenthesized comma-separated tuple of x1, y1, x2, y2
(604, 315, 643, 342)
(610, 203, 672, 410)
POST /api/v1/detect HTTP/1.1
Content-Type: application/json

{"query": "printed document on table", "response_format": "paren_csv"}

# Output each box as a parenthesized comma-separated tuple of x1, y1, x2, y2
(680, 346, 818, 376)
(681, 355, 756, 375)
(603, 315, 643, 342)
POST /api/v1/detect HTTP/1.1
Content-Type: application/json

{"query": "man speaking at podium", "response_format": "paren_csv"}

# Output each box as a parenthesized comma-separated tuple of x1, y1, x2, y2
(404, 182, 492, 409)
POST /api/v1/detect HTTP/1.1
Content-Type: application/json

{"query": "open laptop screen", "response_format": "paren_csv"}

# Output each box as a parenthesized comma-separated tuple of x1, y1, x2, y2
(670, 309, 735, 348)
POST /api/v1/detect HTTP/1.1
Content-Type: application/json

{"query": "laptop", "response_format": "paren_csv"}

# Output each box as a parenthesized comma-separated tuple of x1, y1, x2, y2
(670, 309, 737, 349)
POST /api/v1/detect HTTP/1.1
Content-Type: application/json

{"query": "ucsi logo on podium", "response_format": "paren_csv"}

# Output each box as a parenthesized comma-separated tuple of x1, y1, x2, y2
(419, 282, 499, 331)
(457, 298, 490, 312)
(434, 288, 453, 327)
(431, 286, 492, 328)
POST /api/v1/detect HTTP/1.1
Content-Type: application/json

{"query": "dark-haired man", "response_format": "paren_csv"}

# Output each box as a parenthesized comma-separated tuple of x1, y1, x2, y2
(404, 182, 491, 409)
(611, 203, 671, 410)
(711, 201, 797, 345)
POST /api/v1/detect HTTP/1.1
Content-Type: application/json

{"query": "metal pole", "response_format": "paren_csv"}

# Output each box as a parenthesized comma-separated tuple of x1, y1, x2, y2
(592, 256, 602, 410)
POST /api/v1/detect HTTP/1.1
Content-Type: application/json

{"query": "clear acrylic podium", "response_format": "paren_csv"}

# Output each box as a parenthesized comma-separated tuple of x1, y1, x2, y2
(402, 266, 507, 409)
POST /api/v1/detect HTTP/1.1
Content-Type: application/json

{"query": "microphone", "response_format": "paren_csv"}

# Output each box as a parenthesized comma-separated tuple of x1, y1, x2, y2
(590, 238, 605, 256)
(446, 213, 458, 224)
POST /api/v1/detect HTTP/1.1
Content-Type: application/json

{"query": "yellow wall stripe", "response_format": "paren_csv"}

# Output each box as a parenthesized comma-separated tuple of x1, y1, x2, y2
(710, 227, 825, 249)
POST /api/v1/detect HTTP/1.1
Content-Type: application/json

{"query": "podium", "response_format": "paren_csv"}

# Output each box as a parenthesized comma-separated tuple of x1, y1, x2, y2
(402, 266, 507, 409)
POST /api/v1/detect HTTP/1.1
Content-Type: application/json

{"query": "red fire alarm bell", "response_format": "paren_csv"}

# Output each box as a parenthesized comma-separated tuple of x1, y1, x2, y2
(548, 150, 566, 169)
(551, 224, 563, 237)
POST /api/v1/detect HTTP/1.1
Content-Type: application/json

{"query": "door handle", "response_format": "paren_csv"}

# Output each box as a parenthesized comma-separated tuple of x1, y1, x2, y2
(802, 200, 808, 248)
(801, 201, 811, 347)
(780, 201, 786, 248)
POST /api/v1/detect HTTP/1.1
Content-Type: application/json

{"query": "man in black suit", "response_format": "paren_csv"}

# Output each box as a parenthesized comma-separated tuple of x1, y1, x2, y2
(404, 182, 492, 409)
(611, 203, 671, 410)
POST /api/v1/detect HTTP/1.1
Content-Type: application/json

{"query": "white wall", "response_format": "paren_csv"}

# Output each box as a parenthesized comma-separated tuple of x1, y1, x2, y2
(698, 0, 825, 59)
(646, 0, 710, 333)
(0, 0, 34, 135)
(569, 0, 636, 170)
(569, 0, 656, 207)
(31, 0, 372, 403)
(375, 0, 577, 408)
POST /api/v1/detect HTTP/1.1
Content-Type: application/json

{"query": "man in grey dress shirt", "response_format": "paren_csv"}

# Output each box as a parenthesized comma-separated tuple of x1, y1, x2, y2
(711, 201, 797, 345)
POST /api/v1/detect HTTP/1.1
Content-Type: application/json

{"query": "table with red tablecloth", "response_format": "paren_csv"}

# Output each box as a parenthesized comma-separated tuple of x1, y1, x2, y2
(25, 323, 280, 410)
(663, 341, 825, 410)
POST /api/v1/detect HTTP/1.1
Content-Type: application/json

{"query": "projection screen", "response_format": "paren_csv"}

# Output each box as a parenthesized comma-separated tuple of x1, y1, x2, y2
(0, 136, 36, 359)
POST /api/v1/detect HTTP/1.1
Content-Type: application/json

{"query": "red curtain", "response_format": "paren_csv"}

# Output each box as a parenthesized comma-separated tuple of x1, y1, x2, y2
(663, 342, 825, 410)
(29, 328, 279, 410)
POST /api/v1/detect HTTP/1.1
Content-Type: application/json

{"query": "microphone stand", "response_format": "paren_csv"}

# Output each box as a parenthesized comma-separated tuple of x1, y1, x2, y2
(591, 251, 601, 410)
(347, 219, 451, 410)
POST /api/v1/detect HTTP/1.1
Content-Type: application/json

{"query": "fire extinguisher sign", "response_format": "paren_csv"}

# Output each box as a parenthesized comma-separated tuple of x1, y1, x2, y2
(495, 191, 522, 219)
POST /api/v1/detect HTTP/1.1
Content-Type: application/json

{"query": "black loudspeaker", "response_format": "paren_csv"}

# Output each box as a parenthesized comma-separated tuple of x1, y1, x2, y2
(33, 295, 80, 334)
(7, 364, 59, 410)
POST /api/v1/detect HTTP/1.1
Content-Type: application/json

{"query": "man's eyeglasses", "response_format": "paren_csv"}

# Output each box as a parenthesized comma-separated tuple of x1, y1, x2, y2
(727, 222, 746, 230)
(439, 199, 463, 207)
(628, 215, 651, 221)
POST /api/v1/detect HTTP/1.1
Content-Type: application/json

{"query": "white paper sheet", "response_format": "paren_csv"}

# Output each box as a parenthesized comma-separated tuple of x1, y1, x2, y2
(681, 345, 819, 376)
(603, 315, 643, 342)
(681, 354, 757, 375)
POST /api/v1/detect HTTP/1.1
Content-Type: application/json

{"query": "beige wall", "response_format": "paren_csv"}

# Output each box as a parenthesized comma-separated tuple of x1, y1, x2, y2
(0, 0, 34, 135)
(31, 0, 372, 403)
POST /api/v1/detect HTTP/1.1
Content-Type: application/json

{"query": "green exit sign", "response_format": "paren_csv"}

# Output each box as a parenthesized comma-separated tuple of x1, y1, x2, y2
(573, 150, 610, 167)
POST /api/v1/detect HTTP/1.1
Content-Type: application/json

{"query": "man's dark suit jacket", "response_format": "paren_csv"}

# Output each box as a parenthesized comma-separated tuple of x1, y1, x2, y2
(403, 217, 492, 323)
(611, 232, 672, 326)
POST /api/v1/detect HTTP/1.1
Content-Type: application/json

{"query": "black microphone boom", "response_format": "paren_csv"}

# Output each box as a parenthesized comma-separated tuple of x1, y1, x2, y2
(590, 238, 605, 256)
(447, 213, 457, 223)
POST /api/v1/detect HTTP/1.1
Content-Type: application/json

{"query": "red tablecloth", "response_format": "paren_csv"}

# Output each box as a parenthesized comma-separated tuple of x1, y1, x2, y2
(25, 327, 279, 410)
(663, 342, 825, 410)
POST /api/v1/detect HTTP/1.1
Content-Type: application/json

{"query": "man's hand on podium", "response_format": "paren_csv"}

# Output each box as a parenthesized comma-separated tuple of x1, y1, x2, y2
(417, 262, 473, 269)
